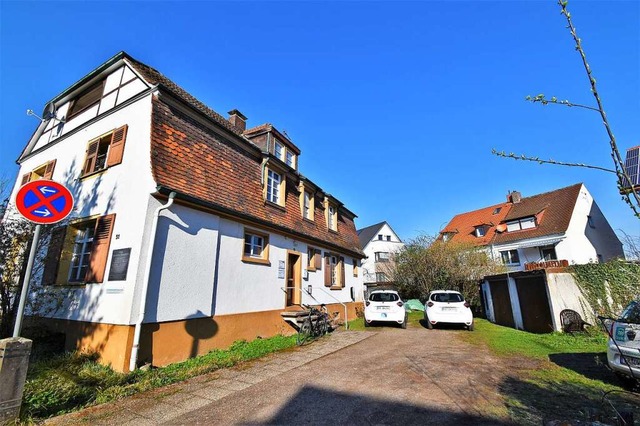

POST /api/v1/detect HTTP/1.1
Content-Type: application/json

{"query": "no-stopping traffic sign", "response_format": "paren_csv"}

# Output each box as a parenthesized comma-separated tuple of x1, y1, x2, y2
(15, 179, 74, 224)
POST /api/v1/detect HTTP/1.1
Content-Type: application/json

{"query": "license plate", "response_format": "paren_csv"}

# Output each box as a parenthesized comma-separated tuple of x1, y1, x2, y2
(378, 306, 390, 310)
(623, 356, 640, 367)
(442, 307, 457, 312)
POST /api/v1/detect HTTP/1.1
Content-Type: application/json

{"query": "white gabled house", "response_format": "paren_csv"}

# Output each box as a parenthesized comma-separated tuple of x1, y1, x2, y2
(8, 52, 365, 372)
(357, 222, 404, 290)
(440, 183, 624, 333)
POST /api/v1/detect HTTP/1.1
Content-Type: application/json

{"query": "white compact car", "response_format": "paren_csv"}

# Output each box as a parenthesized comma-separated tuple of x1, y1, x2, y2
(606, 300, 640, 383)
(364, 290, 407, 328)
(424, 290, 474, 331)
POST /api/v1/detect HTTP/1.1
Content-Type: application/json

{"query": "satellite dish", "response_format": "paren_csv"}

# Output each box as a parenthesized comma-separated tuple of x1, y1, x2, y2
(496, 224, 507, 233)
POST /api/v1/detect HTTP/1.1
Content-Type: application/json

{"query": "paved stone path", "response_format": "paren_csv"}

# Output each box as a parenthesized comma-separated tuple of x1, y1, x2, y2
(46, 331, 372, 425)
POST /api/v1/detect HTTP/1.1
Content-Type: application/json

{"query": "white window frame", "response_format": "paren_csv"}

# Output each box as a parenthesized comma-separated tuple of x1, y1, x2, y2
(506, 216, 537, 232)
(286, 150, 295, 168)
(274, 140, 284, 161)
(266, 169, 282, 205)
(68, 222, 96, 282)
(243, 229, 270, 264)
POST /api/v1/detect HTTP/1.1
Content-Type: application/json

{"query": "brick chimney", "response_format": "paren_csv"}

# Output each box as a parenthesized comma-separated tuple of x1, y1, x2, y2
(228, 109, 247, 132)
(508, 191, 522, 204)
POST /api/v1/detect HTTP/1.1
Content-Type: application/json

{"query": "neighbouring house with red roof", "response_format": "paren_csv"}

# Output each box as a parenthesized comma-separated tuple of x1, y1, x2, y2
(440, 183, 623, 271)
(440, 184, 624, 333)
(7, 52, 364, 372)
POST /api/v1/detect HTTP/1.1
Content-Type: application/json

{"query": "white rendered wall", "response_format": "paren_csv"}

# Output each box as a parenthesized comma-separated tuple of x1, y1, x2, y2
(10, 93, 156, 325)
(545, 272, 593, 331)
(143, 203, 220, 323)
(555, 186, 624, 264)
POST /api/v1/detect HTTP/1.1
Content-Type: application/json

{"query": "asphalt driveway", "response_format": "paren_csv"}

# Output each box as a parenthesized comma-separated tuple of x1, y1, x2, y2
(48, 325, 515, 425)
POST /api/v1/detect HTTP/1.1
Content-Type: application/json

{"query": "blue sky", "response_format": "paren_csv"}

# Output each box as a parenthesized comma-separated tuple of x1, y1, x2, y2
(1, 1, 639, 242)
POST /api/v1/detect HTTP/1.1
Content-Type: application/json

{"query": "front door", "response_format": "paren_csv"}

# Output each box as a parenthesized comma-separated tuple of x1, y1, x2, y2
(286, 252, 301, 307)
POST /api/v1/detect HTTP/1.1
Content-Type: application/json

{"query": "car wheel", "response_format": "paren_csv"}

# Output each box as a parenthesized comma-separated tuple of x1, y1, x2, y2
(364, 320, 370, 328)
(467, 323, 474, 332)
(401, 318, 407, 329)
(425, 315, 433, 330)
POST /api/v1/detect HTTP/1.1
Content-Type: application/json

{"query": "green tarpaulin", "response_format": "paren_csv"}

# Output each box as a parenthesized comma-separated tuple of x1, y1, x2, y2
(404, 299, 425, 311)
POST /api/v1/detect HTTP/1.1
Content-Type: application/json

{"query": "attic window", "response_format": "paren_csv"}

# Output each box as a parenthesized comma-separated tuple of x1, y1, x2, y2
(492, 207, 502, 215)
(474, 225, 487, 237)
(67, 80, 104, 120)
(442, 232, 455, 242)
(506, 216, 536, 232)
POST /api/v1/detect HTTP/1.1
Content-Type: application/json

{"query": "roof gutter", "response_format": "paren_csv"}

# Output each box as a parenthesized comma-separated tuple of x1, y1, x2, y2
(156, 185, 365, 258)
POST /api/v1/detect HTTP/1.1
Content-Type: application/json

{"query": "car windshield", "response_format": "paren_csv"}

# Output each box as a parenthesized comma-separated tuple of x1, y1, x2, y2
(431, 293, 464, 303)
(619, 301, 640, 324)
(370, 293, 399, 302)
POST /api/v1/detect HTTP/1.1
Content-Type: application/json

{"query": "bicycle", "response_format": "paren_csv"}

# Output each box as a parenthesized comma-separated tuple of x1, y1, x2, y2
(296, 304, 330, 346)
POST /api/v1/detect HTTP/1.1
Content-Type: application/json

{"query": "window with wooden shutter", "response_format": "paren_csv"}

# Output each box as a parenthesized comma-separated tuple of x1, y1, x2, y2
(82, 139, 100, 176)
(324, 253, 331, 287)
(86, 214, 115, 283)
(67, 80, 104, 120)
(339, 257, 345, 288)
(43, 160, 56, 180)
(106, 125, 128, 167)
(314, 249, 322, 270)
(42, 226, 67, 285)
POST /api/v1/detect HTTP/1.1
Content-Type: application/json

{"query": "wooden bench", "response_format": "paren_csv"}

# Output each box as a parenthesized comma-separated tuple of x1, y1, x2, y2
(560, 309, 591, 333)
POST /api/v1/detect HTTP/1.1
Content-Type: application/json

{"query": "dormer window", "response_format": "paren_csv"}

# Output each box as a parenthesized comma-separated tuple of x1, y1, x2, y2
(286, 150, 295, 168)
(273, 138, 297, 170)
(474, 225, 487, 237)
(274, 140, 284, 160)
(325, 199, 338, 232)
(492, 207, 502, 215)
(442, 232, 455, 242)
(265, 168, 285, 206)
(506, 216, 536, 232)
(299, 186, 314, 221)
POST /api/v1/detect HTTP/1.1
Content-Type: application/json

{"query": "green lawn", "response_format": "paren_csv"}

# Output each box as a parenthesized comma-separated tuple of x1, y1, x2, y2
(22, 335, 297, 421)
(463, 319, 639, 425)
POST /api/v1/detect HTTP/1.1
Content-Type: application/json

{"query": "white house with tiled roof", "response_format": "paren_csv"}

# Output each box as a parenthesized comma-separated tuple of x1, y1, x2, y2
(357, 222, 404, 289)
(7, 51, 365, 372)
(441, 184, 623, 334)
(440, 183, 623, 272)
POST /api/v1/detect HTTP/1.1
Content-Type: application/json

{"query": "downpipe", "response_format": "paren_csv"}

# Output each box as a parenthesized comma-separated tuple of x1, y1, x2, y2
(129, 192, 176, 372)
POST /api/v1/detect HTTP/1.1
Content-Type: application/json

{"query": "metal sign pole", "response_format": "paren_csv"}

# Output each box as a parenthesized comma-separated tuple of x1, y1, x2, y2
(12, 224, 42, 338)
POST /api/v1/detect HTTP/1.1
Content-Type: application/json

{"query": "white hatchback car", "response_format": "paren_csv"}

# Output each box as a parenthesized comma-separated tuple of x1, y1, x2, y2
(424, 290, 474, 331)
(364, 290, 407, 328)
(606, 300, 640, 383)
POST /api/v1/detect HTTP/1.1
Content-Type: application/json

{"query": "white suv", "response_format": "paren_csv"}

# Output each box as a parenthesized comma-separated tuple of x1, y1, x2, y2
(424, 290, 474, 331)
(606, 300, 640, 383)
(364, 290, 407, 328)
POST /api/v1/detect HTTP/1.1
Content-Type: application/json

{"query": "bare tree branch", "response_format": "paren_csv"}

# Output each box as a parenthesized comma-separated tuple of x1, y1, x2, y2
(491, 149, 617, 174)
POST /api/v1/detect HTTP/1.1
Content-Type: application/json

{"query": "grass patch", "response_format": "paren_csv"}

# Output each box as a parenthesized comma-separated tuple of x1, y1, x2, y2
(464, 319, 639, 425)
(22, 334, 296, 421)
(347, 310, 423, 331)
(462, 318, 607, 359)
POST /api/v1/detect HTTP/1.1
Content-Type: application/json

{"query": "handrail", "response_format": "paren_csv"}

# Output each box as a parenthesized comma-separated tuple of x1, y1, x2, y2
(280, 286, 349, 330)
(309, 286, 349, 330)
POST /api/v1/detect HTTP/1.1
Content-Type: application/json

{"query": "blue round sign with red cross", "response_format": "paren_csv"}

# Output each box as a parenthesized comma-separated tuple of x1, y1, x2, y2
(15, 180, 74, 224)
